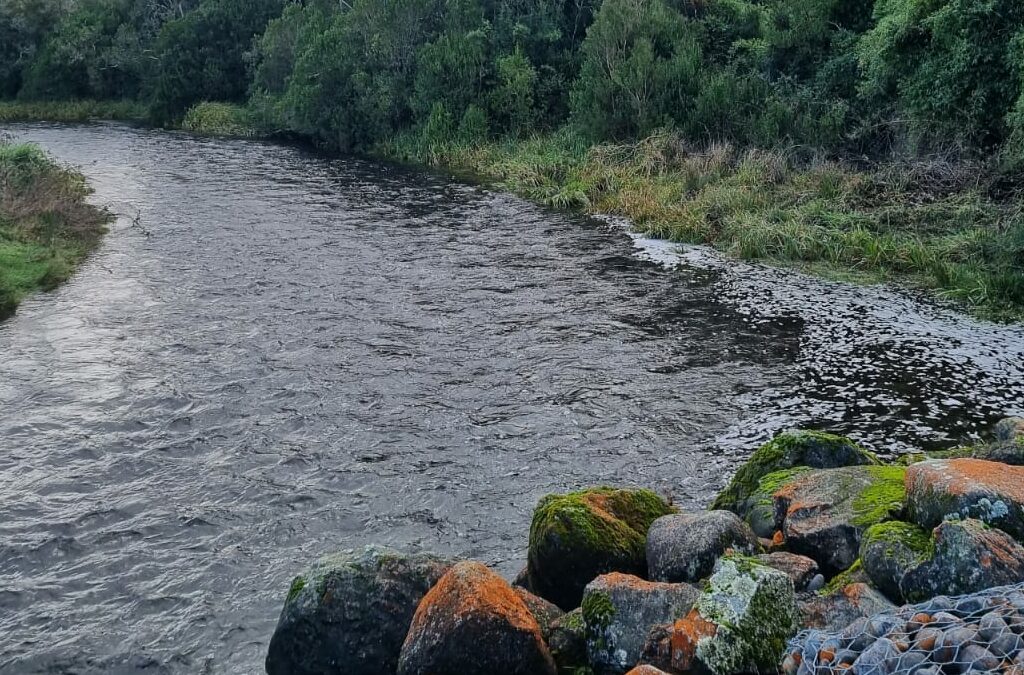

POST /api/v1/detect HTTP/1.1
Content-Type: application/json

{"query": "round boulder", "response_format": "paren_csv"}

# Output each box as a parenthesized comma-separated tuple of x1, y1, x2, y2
(646, 511, 759, 583)
(265, 546, 453, 675)
(527, 487, 675, 610)
(397, 561, 557, 675)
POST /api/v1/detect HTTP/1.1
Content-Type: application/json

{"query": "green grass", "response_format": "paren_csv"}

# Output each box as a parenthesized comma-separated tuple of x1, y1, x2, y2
(181, 102, 260, 138)
(384, 128, 1024, 321)
(0, 100, 146, 123)
(0, 141, 110, 318)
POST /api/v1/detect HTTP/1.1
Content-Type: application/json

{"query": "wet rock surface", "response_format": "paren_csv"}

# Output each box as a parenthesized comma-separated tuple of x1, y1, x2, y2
(582, 573, 699, 674)
(756, 552, 821, 591)
(797, 582, 898, 632)
(397, 561, 557, 675)
(906, 459, 1024, 540)
(265, 546, 454, 675)
(646, 511, 759, 583)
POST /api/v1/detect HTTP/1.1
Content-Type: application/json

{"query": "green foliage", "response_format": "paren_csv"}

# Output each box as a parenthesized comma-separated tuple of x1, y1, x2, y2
(0, 140, 110, 318)
(147, 0, 285, 125)
(182, 102, 258, 137)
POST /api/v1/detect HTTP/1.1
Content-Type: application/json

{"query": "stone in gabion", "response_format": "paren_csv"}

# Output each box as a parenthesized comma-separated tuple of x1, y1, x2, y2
(783, 582, 1024, 675)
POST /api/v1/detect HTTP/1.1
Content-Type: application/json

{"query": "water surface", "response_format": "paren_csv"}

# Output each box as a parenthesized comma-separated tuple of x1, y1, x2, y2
(1, 124, 1022, 674)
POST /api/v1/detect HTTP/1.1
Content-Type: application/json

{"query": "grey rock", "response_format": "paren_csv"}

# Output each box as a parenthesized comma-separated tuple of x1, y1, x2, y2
(646, 511, 759, 583)
(797, 583, 896, 632)
(860, 521, 933, 603)
(995, 417, 1024, 444)
(905, 458, 1024, 541)
(773, 466, 905, 575)
(756, 552, 820, 591)
(265, 546, 453, 675)
(513, 586, 564, 640)
(900, 519, 1024, 601)
(582, 572, 699, 674)
(548, 608, 586, 672)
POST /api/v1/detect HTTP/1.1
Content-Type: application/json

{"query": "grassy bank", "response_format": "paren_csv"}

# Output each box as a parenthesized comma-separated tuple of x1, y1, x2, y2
(0, 100, 146, 123)
(0, 141, 110, 317)
(385, 129, 1024, 320)
(181, 102, 260, 138)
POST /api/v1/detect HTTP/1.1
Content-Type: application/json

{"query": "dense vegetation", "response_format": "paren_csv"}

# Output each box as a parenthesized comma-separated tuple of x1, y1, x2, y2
(2, 0, 1024, 315)
(0, 140, 110, 317)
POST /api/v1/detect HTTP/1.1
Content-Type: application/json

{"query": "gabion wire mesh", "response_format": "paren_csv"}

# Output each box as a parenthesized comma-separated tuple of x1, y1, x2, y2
(783, 583, 1024, 675)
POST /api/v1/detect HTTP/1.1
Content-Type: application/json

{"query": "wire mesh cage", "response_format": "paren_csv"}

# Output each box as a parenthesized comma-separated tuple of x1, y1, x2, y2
(783, 583, 1024, 675)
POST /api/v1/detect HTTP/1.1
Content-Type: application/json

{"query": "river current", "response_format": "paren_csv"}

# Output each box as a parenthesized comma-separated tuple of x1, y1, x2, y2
(1, 123, 1022, 674)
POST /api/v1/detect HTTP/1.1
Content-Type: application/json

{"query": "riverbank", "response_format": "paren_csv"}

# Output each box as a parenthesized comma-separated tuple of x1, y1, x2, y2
(267, 422, 1024, 675)
(384, 130, 1024, 322)
(0, 100, 145, 124)
(6, 101, 1024, 321)
(0, 140, 110, 317)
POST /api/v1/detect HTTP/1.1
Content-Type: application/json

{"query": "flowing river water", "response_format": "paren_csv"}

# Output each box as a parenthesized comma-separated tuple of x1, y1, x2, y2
(1, 123, 1023, 674)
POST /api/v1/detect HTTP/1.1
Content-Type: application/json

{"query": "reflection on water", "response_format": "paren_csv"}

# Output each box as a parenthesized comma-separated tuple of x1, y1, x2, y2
(0, 123, 1021, 674)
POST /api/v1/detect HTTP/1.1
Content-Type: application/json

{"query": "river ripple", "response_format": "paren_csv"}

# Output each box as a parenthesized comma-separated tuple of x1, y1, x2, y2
(1, 123, 1022, 674)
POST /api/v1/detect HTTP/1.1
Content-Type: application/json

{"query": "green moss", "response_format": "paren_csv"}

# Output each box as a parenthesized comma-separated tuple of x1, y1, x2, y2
(712, 430, 877, 512)
(820, 559, 864, 595)
(581, 589, 615, 630)
(862, 521, 935, 562)
(851, 466, 907, 528)
(286, 575, 306, 602)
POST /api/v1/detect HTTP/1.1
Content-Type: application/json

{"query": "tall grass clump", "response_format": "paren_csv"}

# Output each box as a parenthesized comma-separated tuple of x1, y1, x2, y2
(181, 102, 260, 138)
(0, 140, 110, 317)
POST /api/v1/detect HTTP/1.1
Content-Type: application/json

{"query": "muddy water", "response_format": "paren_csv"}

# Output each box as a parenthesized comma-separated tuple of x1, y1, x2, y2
(1, 123, 1021, 674)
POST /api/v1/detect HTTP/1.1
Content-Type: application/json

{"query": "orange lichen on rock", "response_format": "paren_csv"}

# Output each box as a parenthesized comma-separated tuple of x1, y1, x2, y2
(668, 609, 718, 673)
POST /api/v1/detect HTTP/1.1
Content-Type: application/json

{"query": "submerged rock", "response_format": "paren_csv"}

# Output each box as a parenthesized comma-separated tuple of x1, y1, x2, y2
(646, 511, 759, 583)
(712, 430, 878, 519)
(641, 557, 798, 675)
(582, 572, 699, 674)
(773, 465, 906, 575)
(905, 458, 1024, 540)
(755, 552, 820, 591)
(265, 546, 453, 675)
(527, 487, 675, 610)
(397, 561, 557, 675)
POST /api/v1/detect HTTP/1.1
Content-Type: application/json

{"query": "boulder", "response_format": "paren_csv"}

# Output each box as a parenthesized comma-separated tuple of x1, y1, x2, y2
(513, 587, 564, 640)
(970, 417, 1024, 464)
(905, 458, 1024, 540)
(527, 487, 675, 610)
(548, 608, 587, 672)
(265, 546, 453, 675)
(646, 511, 759, 583)
(625, 667, 671, 675)
(755, 552, 820, 591)
(397, 561, 557, 675)
(773, 466, 906, 575)
(860, 521, 934, 603)
(900, 519, 1024, 601)
(640, 557, 798, 675)
(712, 430, 878, 516)
(582, 573, 700, 674)
(796, 582, 896, 632)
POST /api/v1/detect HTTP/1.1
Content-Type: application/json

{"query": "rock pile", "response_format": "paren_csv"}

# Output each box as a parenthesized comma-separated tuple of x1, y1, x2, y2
(265, 420, 1024, 675)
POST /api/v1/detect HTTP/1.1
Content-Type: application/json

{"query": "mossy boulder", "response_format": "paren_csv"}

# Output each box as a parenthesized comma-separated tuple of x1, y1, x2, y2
(641, 557, 798, 675)
(905, 458, 1024, 541)
(397, 561, 557, 675)
(712, 430, 878, 517)
(859, 521, 934, 603)
(773, 465, 907, 575)
(737, 467, 812, 538)
(265, 546, 454, 675)
(528, 487, 675, 610)
(582, 573, 699, 674)
(646, 511, 759, 583)
(973, 417, 1024, 465)
(899, 519, 1024, 602)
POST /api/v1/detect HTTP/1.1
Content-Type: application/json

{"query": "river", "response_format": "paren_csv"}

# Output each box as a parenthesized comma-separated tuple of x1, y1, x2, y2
(1, 123, 1022, 674)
